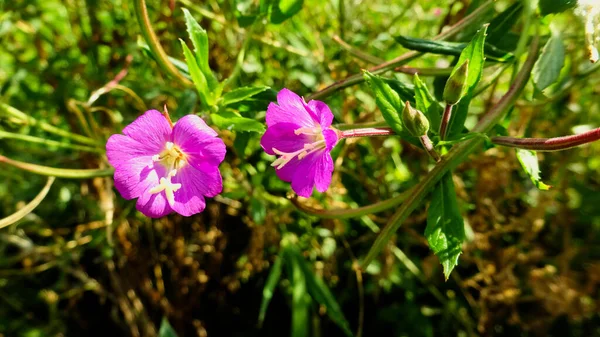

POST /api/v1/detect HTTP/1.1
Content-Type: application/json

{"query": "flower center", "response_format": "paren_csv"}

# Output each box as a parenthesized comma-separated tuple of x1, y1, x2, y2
(149, 142, 187, 207)
(270, 126, 327, 169)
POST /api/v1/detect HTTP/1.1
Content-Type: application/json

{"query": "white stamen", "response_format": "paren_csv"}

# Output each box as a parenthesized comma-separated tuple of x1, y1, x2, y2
(148, 174, 181, 207)
(270, 140, 326, 169)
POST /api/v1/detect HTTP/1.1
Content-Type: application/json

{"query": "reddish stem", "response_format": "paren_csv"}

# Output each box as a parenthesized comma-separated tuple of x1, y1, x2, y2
(340, 127, 396, 139)
(491, 127, 600, 151)
(439, 103, 453, 140)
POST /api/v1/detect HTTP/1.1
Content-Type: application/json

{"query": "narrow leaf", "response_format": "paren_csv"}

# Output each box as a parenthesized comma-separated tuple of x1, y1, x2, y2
(413, 74, 443, 133)
(447, 25, 488, 139)
(180, 39, 212, 108)
(221, 86, 270, 106)
(211, 114, 265, 133)
(0, 177, 55, 230)
(182, 8, 219, 91)
(258, 254, 284, 326)
(158, 317, 179, 337)
(487, 2, 523, 50)
(270, 0, 304, 24)
(516, 149, 551, 190)
(426, 173, 466, 280)
(288, 247, 310, 337)
(394, 35, 513, 62)
(285, 247, 354, 337)
(532, 28, 565, 92)
(0, 155, 113, 179)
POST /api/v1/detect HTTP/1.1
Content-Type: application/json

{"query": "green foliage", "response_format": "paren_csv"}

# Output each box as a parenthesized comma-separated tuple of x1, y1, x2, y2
(425, 173, 466, 280)
(211, 112, 265, 132)
(394, 35, 513, 62)
(532, 27, 566, 92)
(539, 0, 578, 16)
(413, 74, 442, 133)
(446, 25, 487, 139)
(516, 149, 551, 190)
(158, 318, 179, 337)
(221, 86, 271, 107)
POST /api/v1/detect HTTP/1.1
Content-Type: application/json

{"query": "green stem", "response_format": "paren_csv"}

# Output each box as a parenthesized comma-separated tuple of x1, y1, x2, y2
(0, 155, 114, 179)
(291, 191, 409, 219)
(0, 131, 103, 153)
(0, 103, 99, 146)
(307, 0, 494, 101)
(361, 35, 540, 270)
(134, 0, 192, 87)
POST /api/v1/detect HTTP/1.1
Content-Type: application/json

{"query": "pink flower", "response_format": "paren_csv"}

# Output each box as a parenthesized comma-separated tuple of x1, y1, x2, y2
(106, 110, 225, 218)
(260, 89, 339, 197)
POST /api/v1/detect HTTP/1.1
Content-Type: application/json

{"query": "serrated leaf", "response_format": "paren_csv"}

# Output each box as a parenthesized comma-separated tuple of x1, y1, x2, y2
(180, 39, 212, 109)
(363, 71, 420, 147)
(539, 0, 577, 16)
(158, 318, 178, 337)
(211, 113, 265, 132)
(532, 28, 565, 92)
(258, 253, 284, 326)
(285, 247, 354, 337)
(426, 173, 466, 280)
(394, 35, 513, 62)
(383, 78, 416, 105)
(221, 86, 270, 106)
(413, 74, 442, 133)
(447, 25, 488, 139)
(516, 149, 551, 190)
(182, 8, 218, 92)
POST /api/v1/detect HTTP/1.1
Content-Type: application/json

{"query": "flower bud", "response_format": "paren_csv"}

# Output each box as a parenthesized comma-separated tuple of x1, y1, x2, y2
(443, 60, 469, 105)
(402, 101, 430, 137)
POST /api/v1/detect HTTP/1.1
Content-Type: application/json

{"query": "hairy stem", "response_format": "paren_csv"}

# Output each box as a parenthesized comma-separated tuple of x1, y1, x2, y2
(492, 127, 600, 151)
(439, 103, 453, 140)
(340, 127, 395, 138)
(420, 135, 441, 162)
(361, 35, 540, 270)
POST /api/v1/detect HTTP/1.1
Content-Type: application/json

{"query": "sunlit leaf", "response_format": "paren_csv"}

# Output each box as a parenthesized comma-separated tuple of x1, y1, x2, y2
(516, 149, 552, 190)
(180, 39, 212, 108)
(394, 35, 512, 62)
(182, 8, 219, 91)
(211, 113, 265, 133)
(447, 25, 488, 139)
(158, 317, 178, 337)
(221, 86, 270, 106)
(532, 28, 565, 92)
(413, 74, 443, 133)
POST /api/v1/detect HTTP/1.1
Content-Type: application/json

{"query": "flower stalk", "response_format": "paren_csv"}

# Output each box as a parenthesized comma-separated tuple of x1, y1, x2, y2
(491, 127, 600, 151)
(339, 127, 395, 138)
(439, 103, 453, 140)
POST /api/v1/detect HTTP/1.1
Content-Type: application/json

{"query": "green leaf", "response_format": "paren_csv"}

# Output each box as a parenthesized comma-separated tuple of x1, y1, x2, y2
(383, 78, 416, 105)
(288, 248, 310, 337)
(158, 318, 178, 337)
(270, 0, 304, 24)
(516, 149, 551, 190)
(426, 173, 466, 280)
(285, 247, 354, 337)
(447, 25, 488, 139)
(211, 113, 265, 133)
(181, 8, 219, 92)
(487, 2, 523, 50)
(532, 28, 565, 92)
(394, 35, 513, 62)
(258, 253, 284, 326)
(539, 0, 577, 16)
(413, 74, 442, 133)
(363, 71, 420, 147)
(221, 86, 270, 106)
(180, 39, 212, 109)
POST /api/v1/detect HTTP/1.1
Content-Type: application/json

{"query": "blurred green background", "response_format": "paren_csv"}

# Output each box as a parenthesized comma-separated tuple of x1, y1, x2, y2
(1, 0, 600, 336)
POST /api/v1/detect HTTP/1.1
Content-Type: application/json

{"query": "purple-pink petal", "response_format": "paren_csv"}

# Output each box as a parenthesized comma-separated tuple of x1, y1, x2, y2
(136, 185, 173, 218)
(260, 122, 313, 155)
(313, 152, 334, 193)
(170, 163, 223, 216)
(172, 115, 226, 168)
(307, 100, 334, 128)
(113, 159, 166, 201)
(322, 128, 339, 151)
(266, 89, 318, 128)
(122, 110, 171, 153)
